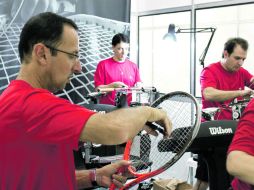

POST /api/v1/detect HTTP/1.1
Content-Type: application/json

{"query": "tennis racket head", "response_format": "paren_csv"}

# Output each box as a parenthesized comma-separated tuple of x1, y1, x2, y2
(122, 91, 201, 189)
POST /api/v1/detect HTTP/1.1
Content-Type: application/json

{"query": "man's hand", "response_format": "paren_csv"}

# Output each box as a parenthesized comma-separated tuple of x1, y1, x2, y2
(96, 160, 131, 188)
(147, 107, 172, 137)
(240, 89, 254, 99)
(110, 81, 128, 88)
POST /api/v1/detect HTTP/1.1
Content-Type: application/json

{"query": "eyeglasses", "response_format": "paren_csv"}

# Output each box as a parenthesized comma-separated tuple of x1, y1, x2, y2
(45, 44, 79, 60)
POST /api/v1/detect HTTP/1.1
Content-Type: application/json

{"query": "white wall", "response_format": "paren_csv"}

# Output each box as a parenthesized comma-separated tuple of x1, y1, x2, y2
(129, 0, 227, 86)
(135, 0, 192, 13)
(129, 0, 254, 63)
(133, 0, 234, 13)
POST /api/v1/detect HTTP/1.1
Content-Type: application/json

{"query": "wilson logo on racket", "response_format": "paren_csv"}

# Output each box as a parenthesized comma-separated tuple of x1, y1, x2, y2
(209, 127, 233, 135)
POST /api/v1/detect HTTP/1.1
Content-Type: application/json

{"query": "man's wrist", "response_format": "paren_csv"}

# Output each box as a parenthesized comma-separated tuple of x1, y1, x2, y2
(89, 169, 99, 188)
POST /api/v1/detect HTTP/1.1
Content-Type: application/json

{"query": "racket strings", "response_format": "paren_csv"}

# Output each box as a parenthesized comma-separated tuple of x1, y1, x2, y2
(161, 97, 194, 128)
(129, 94, 198, 175)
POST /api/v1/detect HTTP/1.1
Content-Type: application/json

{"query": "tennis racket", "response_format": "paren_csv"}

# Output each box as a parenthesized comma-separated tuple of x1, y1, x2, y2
(110, 91, 201, 190)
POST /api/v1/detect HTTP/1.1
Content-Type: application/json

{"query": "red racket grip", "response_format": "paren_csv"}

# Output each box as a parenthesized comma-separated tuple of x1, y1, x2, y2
(109, 183, 117, 190)
(109, 140, 131, 190)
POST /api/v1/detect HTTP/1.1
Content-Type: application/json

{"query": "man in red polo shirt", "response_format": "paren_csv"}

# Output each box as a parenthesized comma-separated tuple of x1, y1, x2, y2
(0, 12, 171, 190)
(194, 37, 254, 190)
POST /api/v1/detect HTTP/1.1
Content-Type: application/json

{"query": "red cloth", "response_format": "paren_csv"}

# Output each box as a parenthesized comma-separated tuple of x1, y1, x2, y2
(0, 80, 95, 190)
(200, 61, 253, 120)
(228, 99, 254, 190)
(94, 57, 141, 105)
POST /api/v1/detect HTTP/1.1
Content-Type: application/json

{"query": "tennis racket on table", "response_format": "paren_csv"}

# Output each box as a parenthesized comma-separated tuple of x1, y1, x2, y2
(110, 91, 201, 190)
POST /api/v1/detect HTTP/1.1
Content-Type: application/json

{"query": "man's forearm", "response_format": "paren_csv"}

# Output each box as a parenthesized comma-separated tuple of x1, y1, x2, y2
(75, 170, 92, 189)
(95, 84, 112, 91)
(81, 106, 152, 144)
(203, 87, 242, 102)
(227, 151, 254, 185)
(81, 106, 170, 145)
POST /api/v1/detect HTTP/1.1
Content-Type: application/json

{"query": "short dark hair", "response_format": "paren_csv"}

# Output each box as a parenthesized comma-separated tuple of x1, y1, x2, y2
(112, 33, 129, 46)
(223, 37, 248, 58)
(18, 12, 78, 62)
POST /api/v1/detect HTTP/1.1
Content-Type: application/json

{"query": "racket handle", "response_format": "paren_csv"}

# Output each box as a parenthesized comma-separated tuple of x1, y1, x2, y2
(97, 88, 115, 92)
(145, 122, 164, 134)
(109, 183, 117, 190)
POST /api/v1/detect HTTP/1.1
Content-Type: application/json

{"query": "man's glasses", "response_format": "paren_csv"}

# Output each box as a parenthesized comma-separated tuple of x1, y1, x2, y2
(45, 44, 79, 60)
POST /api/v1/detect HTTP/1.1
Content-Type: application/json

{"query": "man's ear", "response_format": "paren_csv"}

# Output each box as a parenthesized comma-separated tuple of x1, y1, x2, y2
(223, 50, 229, 58)
(33, 43, 47, 64)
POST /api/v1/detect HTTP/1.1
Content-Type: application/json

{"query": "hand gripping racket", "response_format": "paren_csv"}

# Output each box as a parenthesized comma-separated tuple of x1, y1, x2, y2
(110, 91, 201, 190)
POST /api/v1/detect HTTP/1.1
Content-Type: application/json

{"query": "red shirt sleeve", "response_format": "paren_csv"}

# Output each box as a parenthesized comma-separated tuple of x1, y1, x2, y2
(134, 64, 141, 84)
(94, 61, 105, 87)
(200, 67, 217, 95)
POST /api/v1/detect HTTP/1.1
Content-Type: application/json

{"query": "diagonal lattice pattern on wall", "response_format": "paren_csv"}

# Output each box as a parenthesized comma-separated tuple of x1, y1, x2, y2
(0, 14, 129, 105)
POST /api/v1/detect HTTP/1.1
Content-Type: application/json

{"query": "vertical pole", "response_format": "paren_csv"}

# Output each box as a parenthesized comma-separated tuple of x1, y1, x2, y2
(190, 0, 196, 96)
(189, 0, 196, 186)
